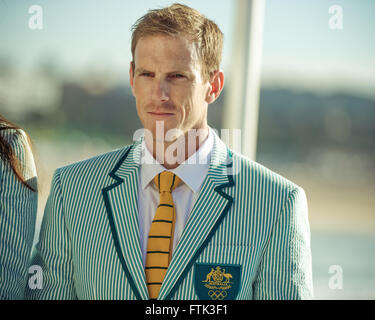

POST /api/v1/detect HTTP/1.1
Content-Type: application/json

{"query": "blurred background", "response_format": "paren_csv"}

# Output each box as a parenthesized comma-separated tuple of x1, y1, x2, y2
(1, 0, 374, 299)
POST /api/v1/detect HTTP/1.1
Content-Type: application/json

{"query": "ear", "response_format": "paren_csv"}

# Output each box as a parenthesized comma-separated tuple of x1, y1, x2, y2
(205, 70, 224, 104)
(129, 61, 135, 96)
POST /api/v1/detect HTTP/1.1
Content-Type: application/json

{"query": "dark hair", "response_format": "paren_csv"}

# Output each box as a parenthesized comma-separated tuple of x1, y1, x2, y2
(0, 114, 36, 191)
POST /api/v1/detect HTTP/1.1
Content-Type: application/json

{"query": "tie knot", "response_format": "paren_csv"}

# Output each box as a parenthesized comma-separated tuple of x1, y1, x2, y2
(153, 171, 181, 193)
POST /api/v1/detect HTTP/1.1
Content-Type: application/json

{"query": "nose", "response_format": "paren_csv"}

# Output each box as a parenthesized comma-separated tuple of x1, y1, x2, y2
(151, 78, 169, 103)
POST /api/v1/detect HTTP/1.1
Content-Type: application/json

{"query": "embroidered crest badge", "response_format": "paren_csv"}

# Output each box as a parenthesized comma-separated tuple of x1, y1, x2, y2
(194, 263, 241, 300)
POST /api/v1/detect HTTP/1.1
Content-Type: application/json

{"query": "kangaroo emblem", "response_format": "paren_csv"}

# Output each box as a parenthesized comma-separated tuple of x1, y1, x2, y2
(203, 268, 216, 282)
(222, 272, 232, 283)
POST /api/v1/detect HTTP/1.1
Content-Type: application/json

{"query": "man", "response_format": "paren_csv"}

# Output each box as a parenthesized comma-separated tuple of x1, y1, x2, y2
(27, 3, 313, 300)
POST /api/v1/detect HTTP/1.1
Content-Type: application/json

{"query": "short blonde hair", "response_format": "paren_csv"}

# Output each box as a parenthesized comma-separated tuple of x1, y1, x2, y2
(131, 3, 223, 81)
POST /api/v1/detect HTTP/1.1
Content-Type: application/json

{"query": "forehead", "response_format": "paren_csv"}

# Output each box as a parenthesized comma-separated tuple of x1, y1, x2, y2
(134, 34, 200, 70)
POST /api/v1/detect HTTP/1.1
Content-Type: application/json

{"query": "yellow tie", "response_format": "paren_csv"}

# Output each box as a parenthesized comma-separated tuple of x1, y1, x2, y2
(145, 171, 182, 299)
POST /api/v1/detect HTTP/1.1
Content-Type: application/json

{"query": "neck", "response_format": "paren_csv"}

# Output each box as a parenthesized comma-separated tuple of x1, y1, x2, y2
(145, 126, 209, 169)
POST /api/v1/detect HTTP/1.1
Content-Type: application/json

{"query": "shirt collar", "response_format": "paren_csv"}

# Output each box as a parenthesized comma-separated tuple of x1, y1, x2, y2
(139, 127, 214, 193)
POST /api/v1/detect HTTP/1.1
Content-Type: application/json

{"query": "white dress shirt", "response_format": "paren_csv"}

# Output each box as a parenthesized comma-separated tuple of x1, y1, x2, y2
(137, 127, 214, 266)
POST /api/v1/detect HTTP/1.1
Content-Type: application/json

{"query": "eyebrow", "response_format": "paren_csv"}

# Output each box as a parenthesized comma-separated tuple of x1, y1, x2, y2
(135, 67, 192, 75)
(168, 70, 191, 75)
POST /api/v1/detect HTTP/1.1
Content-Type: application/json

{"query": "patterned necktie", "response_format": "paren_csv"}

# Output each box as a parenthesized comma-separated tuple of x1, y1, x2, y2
(145, 171, 182, 299)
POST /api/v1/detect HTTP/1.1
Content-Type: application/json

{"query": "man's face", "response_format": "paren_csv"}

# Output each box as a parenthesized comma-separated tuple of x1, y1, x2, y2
(130, 34, 211, 141)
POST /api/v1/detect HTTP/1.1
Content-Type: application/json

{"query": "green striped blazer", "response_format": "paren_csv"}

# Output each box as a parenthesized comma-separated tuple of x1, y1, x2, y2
(0, 129, 38, 299)
(27, 130, 313, 300)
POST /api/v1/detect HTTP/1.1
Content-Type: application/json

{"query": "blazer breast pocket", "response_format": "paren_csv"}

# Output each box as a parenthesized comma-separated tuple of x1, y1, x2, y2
(194, 245, 259, 300)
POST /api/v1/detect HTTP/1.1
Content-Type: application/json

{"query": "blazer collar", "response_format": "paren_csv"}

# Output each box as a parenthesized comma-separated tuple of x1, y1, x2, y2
(102, 136, 148, 300)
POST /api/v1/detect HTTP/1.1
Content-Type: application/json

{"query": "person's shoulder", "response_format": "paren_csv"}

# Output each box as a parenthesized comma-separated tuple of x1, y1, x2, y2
(55, 142, 134, 178)
(230, 149, 301, 192)
(1, 127, 27, 149)
(0, 127, 36, 178)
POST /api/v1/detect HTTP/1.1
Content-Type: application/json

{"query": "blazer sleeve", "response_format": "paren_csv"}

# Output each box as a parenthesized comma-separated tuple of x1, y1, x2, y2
(252, 186, 314, 299)
(25, 169, 77, 300)
(0, 130, 37, 300)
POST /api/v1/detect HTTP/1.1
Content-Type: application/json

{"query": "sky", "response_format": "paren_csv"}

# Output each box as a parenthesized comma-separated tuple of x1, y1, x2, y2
(0, 0, 374, 98)
(262, 0, 375, 97)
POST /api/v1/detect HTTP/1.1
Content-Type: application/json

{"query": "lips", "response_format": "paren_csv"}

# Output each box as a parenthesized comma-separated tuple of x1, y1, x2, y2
(148, 112, 174, 115)
(147, 111, 174, 119)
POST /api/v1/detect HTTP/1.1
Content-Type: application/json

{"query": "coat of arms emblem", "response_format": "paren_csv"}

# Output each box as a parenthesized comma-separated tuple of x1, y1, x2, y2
(195, 263, 241, 300)
(203, 266, 233, 300)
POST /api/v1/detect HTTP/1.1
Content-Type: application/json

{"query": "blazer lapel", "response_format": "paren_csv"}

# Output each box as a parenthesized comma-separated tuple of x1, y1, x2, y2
(158, 132, 235, 300)
(102, 138, 149, 300)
